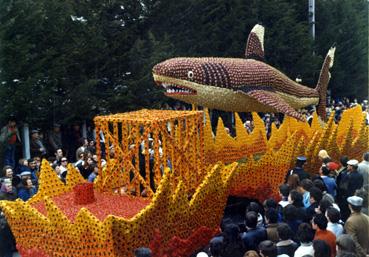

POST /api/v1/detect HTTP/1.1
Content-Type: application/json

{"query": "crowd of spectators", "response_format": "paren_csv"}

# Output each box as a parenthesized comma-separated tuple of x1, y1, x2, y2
(189, 150, 369, 257)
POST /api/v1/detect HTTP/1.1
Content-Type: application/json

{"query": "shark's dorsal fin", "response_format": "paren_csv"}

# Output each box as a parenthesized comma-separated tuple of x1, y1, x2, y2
(245, 24, 265, 61)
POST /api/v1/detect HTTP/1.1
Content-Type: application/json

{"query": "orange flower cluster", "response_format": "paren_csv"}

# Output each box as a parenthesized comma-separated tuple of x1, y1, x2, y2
(0, 150, 237, 257)
(93, 109, 206, 194)
(204, 106, 368, 200)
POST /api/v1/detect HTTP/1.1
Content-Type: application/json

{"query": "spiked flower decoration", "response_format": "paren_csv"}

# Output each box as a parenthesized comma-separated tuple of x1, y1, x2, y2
(204, 106, 368, 200)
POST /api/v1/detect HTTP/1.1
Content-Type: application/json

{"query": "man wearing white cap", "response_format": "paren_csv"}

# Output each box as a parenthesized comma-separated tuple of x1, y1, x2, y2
(346, 160, 363, 197)
(344, 196, 369, 256)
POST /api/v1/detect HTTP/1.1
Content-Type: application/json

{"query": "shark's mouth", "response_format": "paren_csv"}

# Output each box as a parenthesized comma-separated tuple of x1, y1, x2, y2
(161, 83, 197, 96)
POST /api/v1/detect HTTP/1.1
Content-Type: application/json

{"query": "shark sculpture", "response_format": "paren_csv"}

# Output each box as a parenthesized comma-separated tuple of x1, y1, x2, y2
(152, 24, 335, 121)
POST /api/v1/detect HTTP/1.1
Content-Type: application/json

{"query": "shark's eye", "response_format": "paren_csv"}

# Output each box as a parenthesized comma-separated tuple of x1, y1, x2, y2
(187, 70, 194, 79)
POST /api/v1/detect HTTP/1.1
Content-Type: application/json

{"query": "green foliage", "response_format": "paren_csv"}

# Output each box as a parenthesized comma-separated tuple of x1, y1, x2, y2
(0, 0, 367, 126)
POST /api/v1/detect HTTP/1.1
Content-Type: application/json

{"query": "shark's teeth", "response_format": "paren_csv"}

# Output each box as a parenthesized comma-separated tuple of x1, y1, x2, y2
(162, 83, 196, 95)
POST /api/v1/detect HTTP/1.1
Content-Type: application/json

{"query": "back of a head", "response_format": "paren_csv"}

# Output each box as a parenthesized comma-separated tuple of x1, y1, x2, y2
(312, 178, 326, 192)
(313, 214, 328, 230)
(340, 156, 349, 167)
(134, 247, 152, 257)
(264, 198, 277, 210)
(265, 208, 278, 224)
(247, 202, 260, 214)
(289, 190, 303, 207)
(223, 223, 240, 243)
(318, 198, 333, 214)
(309, 186, 323, 202)
(321, 165, 330, 176)
(245, 211, 258, 229)
(209, 237, 223, 257)
(326, 206, 340, 223)
(336, 234, 356, 253)
(283, 204, 297, 221)
(301, 179, 313, 191)
(259, 240, 277, 257)
(297, 223, 314, 243)
(313, 240, 331, 257)
(363, 152, 369, 162)
(277, 223, 292, 241)
(287, 174, 300, 190)
(279, 184, 290, 197)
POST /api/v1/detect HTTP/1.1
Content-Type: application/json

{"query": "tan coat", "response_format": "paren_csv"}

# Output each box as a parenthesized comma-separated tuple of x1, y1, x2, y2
(344, 212, 369, 257)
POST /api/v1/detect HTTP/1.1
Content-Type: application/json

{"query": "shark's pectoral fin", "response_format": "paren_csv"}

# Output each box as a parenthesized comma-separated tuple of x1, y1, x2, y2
(237, 87, 305, 121)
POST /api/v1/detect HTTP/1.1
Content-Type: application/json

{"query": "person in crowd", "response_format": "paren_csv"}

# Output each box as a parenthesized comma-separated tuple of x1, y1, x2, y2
(298, 179, 312, 208)
(74, 149, 84, 168)
(265, 208, 279, 243)
(27, 158, 39, 187)
(0, 178, 17, 201)
(287, 174, 300, 191)
(294, 223, 314, 257)
(134, 247, 152, 257)
(286, 156, 310, 182)
(0, 116, 21, 168)
(30, 129, 47, 158)
(241, 211, 267, 251)
(52, 148, 64, 166)
(77, 155, 95, 179)
(0, 180, 17, 257)
(357, 152, 369, 187)
(355, 187, 368, 215)
(48, 123, 63, 154)
(278, 184, 290, 208)
(59, 157, 68, 183)
(325, 206, 343, 237)
(317, 150, 331, 165)
(306, 187, 322, 221)
(87, 140, 96, 155)
(246, 202, 264, 228)
(88, 164, 98, 183)
(16, 158, 29, 175)
(0, 166, 14, 184)
(283, 205, 302, 238)
(258, 240, 278, 257)
(275, 223, 298, 257)
(17, 177, 36, 201)
(319, 165, 336, 197)
(336, 156, 349, 212)
(288, 190, 307, 221)
(312, 240, 331, 257)
(315, 198, 333, 215)
(311, 214, 336, 257)
(335, 234, 357, 257)
(75, 137, 89, 161)
(344, 196, 369, 256)
(209, 237, 223, 257)
(346, 160, 363, 195)
(221, 223, 244, 257)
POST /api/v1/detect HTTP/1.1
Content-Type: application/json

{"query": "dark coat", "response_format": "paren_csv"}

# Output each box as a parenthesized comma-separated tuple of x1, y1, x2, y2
(276, 240, 299, 257)
(241, 227, 267, 251)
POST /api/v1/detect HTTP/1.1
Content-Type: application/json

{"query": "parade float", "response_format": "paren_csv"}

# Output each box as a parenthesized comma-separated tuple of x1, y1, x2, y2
(0, 24, 368, 257)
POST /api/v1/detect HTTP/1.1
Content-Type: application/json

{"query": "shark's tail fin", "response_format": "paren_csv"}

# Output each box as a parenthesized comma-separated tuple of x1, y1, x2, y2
(315, 47, 336, 121)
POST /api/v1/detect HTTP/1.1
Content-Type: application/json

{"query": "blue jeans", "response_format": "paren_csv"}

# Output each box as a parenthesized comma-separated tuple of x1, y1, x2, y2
(4, 144, 16, 168)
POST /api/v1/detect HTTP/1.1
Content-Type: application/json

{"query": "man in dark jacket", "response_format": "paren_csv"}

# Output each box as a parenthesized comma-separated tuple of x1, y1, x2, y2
(241, 211, 267, 251)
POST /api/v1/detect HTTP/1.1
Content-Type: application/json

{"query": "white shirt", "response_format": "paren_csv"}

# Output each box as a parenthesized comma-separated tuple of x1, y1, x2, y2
(294, 243, 314, 257)
(327, 222, 343, 237)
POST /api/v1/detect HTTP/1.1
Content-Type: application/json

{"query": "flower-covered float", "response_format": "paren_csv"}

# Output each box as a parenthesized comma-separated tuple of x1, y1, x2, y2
(1, 24, 368, 257)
